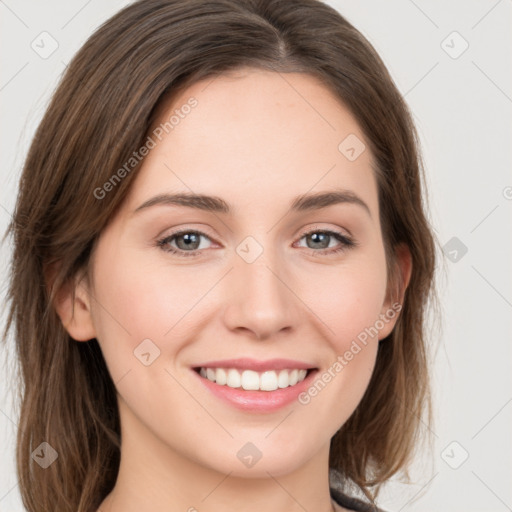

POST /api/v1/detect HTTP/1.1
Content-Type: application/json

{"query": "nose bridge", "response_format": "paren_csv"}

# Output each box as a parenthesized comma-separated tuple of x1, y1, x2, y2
(223, 236, 299, 339)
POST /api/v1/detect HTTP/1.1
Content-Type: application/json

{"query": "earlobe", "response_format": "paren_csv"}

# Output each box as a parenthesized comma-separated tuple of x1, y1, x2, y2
(53, 274, 97, 342)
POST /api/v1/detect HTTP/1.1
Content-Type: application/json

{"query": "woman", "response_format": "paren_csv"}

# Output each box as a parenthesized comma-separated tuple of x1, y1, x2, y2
(3, 1, 438, 511)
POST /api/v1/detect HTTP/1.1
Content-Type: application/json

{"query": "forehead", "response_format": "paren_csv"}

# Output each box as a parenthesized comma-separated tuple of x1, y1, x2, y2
(123, 68, 378, 217)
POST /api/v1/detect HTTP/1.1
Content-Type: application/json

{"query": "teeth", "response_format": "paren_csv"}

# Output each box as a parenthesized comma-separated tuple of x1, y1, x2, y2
(198, 367, 308, 391)
(260, 371, 278, 391)
(215, 368, 227, 385)
(227, 368, 241, 388)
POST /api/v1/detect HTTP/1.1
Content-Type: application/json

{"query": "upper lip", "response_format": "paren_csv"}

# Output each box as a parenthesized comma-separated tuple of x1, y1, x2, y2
(192, 358, 317, 372)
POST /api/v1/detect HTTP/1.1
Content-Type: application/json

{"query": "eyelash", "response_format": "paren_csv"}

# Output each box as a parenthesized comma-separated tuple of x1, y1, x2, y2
(156, 228, 357, 258)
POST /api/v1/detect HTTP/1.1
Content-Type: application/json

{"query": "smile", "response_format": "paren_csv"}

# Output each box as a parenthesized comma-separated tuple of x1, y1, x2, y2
(197, 367, 309, 391)
(191, 358, 318, 413)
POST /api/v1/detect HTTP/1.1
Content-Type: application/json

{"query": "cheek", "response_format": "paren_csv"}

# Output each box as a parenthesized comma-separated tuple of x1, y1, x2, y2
(89, 247, 232, 394)
(89, 251, 201, 420)
(92, 248, 208, 342)
(294, 271, 384, 444)
(329, 275, 386, 351)
(302, 254, 388, 352)
(88, 248, 173, 379)
(294, 253, 386, 416)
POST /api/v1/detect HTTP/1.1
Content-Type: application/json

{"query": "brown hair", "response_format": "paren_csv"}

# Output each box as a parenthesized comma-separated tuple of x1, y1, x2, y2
(3, 0, 439, 510)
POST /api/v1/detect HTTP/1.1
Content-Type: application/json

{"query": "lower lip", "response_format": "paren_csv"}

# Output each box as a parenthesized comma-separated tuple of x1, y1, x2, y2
(192, 369, 318, 413)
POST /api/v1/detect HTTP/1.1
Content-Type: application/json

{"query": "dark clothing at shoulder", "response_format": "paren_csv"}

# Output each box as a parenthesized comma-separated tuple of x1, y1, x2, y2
(330, 487, 387, 512)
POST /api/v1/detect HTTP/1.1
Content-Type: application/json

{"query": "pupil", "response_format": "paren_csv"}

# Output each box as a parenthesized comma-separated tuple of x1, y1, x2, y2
(309, 233, 328, 249)
(178, 233, 199, 250)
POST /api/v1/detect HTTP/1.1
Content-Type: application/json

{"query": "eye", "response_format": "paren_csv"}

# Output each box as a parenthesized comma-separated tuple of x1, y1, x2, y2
(156, 227, 357, 258)
(294, 229, 356, 256)
(157, 229, 213, 257)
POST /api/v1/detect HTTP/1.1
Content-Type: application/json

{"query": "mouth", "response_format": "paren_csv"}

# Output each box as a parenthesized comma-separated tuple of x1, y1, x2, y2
(191, 359, 318, 412)
(192, 366, 314, 391)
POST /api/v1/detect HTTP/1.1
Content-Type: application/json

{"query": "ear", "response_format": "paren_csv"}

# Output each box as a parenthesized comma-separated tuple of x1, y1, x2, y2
(52, 270, 97, 342)
(378, 243, 412, 340)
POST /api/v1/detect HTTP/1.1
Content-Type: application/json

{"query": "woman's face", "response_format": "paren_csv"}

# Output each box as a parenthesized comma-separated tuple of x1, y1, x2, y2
(74, 69, 404, 477)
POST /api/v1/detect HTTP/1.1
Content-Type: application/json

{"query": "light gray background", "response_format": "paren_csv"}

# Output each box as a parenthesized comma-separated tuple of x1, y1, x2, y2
(1, 1, 511, 511)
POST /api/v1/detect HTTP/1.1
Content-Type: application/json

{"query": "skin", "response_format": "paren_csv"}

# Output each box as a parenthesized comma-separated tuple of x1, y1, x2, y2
(56, 68, 411, 512)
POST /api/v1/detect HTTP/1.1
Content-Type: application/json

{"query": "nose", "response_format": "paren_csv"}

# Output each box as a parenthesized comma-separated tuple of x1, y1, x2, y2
(222, 251, 301, 341)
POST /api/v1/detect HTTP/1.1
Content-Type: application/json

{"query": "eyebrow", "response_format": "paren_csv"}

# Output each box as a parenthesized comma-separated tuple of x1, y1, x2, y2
(132, 189, 371, 218)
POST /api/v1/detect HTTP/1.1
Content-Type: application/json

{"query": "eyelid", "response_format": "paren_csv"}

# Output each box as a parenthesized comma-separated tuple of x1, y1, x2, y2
(156, 223, 217, 240)
(297, 222, 353, 239)
(158, 222, 352, 242)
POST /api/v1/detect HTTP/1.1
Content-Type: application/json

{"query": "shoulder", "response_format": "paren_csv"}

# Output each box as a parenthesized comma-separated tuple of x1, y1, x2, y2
(330, 487, 389, 512)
